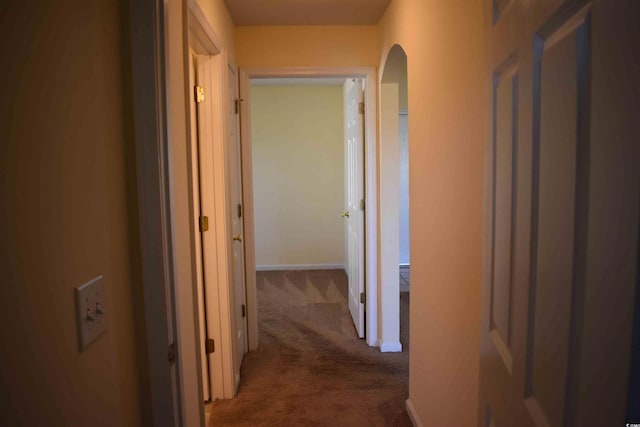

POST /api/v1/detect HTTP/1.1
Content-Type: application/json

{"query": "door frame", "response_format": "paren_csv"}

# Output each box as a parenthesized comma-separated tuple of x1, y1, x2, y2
(238, 67, 379, 348)
(186, 0, 238, 402)
(129, 0, 237, 425)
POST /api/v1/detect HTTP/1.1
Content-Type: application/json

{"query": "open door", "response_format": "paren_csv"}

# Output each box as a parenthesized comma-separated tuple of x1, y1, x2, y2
(479, 0, 640, 425)
(229, 65, 248, 385)
(344, 79, 365, 338)
(187, 50, 211, 402)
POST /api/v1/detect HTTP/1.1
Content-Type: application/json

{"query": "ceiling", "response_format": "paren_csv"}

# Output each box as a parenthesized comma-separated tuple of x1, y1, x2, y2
(224, 0, 392, 26)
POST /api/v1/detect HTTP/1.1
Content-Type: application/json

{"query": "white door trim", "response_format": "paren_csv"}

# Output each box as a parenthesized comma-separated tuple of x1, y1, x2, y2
(239, 66, 379, 348)
(129, 0, 182, 425)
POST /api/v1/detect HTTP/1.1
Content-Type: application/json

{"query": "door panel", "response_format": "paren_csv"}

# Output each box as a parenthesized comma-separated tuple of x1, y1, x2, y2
(491, 55, 518, 365)
(526, 12, 587, 424)
(229, 66, 248, 382)
(480, 0, 640, 426)
(344, 79, 365, 338)
(188, 51, 210, 402)
(195, 54, 225, 401)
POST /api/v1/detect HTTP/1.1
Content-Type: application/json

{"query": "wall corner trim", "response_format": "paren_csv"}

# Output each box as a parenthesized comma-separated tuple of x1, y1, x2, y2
(406, 399, 424, 427)
(380, 341, 403, 352)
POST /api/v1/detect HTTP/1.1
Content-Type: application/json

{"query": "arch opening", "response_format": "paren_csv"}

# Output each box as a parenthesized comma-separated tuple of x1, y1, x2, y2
(379, 44, 409, 354)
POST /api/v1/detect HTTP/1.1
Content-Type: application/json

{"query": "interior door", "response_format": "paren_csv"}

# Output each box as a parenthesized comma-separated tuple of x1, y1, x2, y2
(229, 66, 248, 380)
(188, 51, 210, 402)
(344, 79, 365, 338)
(479, 0, 640, 426)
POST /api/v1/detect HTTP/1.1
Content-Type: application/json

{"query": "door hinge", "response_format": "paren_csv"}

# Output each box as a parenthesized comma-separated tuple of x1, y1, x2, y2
(205, 338, 215, 354)
(168, 342, 176, 366)
(241, 304, 246, 318)
(237, 204, 242, 218)
(360, 199, 365, 211)
(235, 98, 243, 114)
(360, 292, 366, 304)
(358, 101, 365, 115)
(195, 86, 205, 103)
(199, 216, 209, 232)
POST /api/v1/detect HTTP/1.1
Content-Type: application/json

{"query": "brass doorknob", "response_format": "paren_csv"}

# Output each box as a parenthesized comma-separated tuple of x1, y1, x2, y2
(341, 211, 350, 218)
(232, 234, 242, 242)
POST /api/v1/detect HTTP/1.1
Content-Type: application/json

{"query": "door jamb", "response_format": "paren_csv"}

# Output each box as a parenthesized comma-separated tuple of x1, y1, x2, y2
(238, 67, 379, 348)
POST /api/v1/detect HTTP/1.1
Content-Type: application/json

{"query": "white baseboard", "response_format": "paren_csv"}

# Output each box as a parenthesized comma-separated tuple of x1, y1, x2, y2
(399, 263, 410, 267)
(406, 399, 424, 427)
(380, 341, 403, 352)
(255, 264, 345, 271)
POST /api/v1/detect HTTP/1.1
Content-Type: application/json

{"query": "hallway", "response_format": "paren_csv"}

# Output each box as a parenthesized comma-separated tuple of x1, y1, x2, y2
(208, 270, 410, 426)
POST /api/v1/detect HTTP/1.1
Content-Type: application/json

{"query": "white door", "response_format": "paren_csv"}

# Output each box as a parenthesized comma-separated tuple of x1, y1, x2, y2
(187, 51, 211, 401)
(193, 54, 225, 401)
(344, 79, 365, 338)
(229, 66, 248, 380)
(479, 0, 640, 425)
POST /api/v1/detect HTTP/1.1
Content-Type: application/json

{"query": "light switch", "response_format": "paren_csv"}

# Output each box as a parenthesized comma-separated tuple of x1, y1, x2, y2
(75, 275, 107, 351)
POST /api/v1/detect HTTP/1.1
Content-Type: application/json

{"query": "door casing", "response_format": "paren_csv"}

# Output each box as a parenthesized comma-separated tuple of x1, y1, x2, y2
(187, 3, 241, 402)
(238, 67, 380, 348)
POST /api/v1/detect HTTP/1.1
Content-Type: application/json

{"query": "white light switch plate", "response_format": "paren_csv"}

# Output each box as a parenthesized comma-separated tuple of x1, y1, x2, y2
(75, 276, 107, 351)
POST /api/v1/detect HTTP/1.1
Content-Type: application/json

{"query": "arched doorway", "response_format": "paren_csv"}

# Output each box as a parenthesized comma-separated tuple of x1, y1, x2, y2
(379, 44, 409, 353)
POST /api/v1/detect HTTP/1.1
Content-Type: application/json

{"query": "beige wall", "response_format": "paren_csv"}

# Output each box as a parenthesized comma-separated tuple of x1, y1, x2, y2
(378, 0, 485, 425)
(251, 85, 345, 267)
(235, 26, 380, 67)
(0, 1, 144, 425)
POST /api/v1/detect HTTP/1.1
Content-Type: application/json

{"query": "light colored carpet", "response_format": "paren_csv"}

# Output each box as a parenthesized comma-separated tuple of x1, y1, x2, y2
(208, 269, 410, 426)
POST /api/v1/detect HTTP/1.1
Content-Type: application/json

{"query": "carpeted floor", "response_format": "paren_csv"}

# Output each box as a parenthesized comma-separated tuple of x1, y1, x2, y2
(208, 269, 411, 426)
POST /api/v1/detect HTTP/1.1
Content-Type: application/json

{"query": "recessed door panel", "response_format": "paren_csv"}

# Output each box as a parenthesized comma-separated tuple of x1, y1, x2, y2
(491, 59, 518, 365)
(525, 7, 590, 425)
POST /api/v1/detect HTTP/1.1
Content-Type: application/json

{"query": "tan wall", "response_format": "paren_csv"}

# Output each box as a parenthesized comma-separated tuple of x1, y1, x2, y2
(235, 26, 380, 67)
(0, 1, 144, 425)
(378, 0, 485, 425)
(251, 85, 345, 267)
